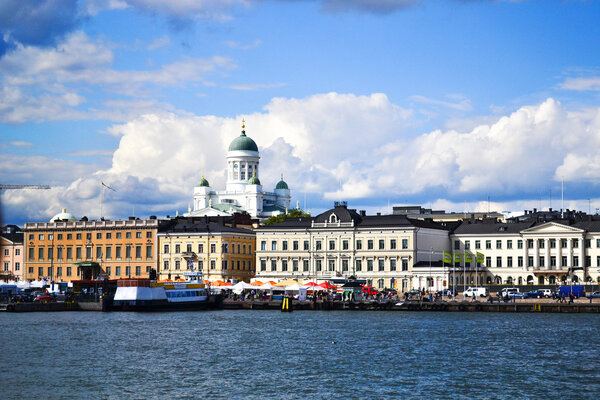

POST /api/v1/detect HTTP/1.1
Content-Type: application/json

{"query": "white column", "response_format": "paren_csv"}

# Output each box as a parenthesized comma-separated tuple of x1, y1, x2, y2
(545, 238, 550, 270)
(533, 238, 538, 269)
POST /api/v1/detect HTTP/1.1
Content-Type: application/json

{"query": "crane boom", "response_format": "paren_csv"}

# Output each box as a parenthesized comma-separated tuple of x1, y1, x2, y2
(0, 184, 51, 190)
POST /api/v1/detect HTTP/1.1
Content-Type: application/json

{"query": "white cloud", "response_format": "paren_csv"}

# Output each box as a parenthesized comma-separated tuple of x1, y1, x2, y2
(147, 35, 171, 50)
(4, 93, 600, 223)
(224, 39, 261, 50)
(559, 76, 600, 91)
(229, 82, 286, 91)
(411, 94, 473, 112)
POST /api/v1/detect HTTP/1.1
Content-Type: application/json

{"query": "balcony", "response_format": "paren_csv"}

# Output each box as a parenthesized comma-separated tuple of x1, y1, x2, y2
(182, 252, 197, 259)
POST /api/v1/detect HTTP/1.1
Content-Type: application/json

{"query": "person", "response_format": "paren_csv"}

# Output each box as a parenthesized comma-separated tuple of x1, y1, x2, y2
(569, 292, 574, 303)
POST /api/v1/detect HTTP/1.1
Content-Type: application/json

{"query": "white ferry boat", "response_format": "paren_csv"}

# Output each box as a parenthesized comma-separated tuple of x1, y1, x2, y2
(112, 271, 221, 311)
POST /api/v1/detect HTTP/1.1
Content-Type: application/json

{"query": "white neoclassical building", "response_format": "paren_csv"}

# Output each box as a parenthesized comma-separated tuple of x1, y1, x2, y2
(185, 121, 291, 219)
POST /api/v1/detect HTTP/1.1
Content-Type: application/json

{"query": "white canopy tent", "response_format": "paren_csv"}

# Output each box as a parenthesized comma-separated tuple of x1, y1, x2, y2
(232, 281, 260, 294)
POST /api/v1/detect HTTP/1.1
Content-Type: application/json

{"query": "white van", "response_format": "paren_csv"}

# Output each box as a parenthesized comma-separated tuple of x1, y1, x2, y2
(464, 287, 488, 298)
(500, 287, 520, 297)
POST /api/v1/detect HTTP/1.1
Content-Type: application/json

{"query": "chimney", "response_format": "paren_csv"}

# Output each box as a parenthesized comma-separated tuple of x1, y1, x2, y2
(376, 212, 381, 216)
(360, 210, 366, 217)
(533, 208, 537, 213)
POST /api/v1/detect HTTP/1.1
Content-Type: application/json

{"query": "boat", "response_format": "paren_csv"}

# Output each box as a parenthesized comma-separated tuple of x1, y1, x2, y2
(111, 271, 222, 311)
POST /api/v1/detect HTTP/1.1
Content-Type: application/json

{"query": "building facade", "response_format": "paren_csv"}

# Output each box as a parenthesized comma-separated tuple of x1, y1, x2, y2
(450, 215, 600, 286)
(255, 203, 452, 291)
(23, 211, 162, 282)
(158, 217, 255, 282)
(0, 225, 24, 281)
(185, 121, 291, 219)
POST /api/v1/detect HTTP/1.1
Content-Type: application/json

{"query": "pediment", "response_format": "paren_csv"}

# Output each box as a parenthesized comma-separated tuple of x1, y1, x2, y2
(521, 222, 583, 235)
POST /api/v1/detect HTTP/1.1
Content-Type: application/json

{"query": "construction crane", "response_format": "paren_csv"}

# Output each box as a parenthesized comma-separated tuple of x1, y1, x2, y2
(0, 184, 50, 190)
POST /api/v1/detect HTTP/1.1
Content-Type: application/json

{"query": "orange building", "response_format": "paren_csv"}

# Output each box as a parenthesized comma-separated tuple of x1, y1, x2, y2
(23, 215, 164, 282)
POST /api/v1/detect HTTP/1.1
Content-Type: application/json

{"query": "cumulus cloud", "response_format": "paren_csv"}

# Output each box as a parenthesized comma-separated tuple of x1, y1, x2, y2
(4, 93, 600, 224)
(560, 76, 600, 91)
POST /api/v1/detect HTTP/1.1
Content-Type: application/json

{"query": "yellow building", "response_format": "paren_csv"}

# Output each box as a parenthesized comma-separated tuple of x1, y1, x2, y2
(23, 210, 162, 281)
(158, 217, 255, 282)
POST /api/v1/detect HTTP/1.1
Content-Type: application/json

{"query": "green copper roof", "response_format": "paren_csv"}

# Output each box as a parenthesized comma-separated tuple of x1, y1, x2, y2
(275, 176, 289, 190)
(197, 176, 210, 187)
(248, 173, 261, 185)
(229, 130, 258, 152)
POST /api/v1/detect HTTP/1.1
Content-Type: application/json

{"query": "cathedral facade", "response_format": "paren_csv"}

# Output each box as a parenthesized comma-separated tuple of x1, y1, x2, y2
(185, 122, 291, 219)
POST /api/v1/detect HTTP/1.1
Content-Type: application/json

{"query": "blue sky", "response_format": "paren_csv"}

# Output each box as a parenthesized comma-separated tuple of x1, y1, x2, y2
(2, 0, 600, 225)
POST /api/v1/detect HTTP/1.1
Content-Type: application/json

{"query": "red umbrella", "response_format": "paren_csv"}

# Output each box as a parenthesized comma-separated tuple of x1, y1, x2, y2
(303, 282, 319, 287)
(319, 282, 337, 290)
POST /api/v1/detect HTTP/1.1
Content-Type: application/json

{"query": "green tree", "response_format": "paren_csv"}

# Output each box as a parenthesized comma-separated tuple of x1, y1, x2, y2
(262, 209, 311, 226)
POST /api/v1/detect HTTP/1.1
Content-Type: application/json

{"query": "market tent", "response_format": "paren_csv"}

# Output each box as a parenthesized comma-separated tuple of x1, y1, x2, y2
(302, 283, 326, 291)
(30, 280, 45, 288)
(275, 279, 299, 287)
(319, 282, 337, 290)
(284, 283, 305, 291)
(303, 282, 319, 287)
(251, 280, 264, 286)
(16, 281, 31, 289)
(232, 281, 259, 293)
(259, 283, 276, 290)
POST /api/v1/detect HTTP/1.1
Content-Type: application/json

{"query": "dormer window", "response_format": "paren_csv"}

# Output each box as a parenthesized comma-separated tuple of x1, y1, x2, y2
(329, 213, 338, 223)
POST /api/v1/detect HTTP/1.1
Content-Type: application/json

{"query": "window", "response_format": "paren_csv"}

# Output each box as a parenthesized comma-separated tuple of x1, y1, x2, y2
(175, 244, 180, 253)
(136, 266, 141, 276)
(454, 240, 460, 250)
(293, 241, 299, 251)
(573, 256, 579, 267)
(343, 239, 349, 250)
(38, 267, 43, 277)
(116, 232, 121, 239)
(573, 239, 579, 248)
(561, 239, 567, 248)
(164, 244, 169, 254)
(4, 249, 9, 256)
(28, 247, 34, 261)
(146, 231, 152, 238)
(56, 267, 62, 277)
(96, 232, 102, 239)
(486, 240, 491, 250)
(28, 234, 34, 240)
(3, 262, 8, 271)
(126, 232, 132, 239)
(115, 246, 121, 259)
(197, 243, 203, 254)
(315, 240, 322, 251)
(76, 233, 82, 240)
(550, 256, 556, 267)
(292, 260, 299, 272)
(496, 257, 502, 267)
(586, 256, 591, 267)
(146, 246, 152, 259)
(303, 241, 309, 251)
(464, 240, 470, 250)
(175, 260, 181, 270)
(96, 246, 102, 259)
(66, 266, 72, 276)
(550, 239, 556, 249)
(106, 233, 111, 239)
(261, 241, 266, 251)
(486, 257, 491, 268)
(402, 259, 408, 271)
(356, 240, 362, 250)
(496, 240, 502, 249)
(163, 260, 169, 271)
(367, 259, 373, 271)
(356, 259, 362, 272)
(260, 260, 267, 271)
(222, 243, 229, 254)
(597, 239, 600, 248)
(367, 240, 374, 250)
(378, 239, 385, 250)
(125, 266, 131, 276)
(39, 234, 44, 240)
(105, 246, 112, 260)
(271, 260, 277, 272)
(527, 239, 533, 249)
(38, 247, 44, 260)
(85, 246, 92, 259)
(271, 241, 277, 251)
(115, 266, 121, 276)
(126, 245, 132, 259)
(15, 249, 20, 256)
(507, 240, 512, 249)
(528, 256, 534, 267)
(390, 259, 397, 271)
(210, 260, 216, 270)
(187, 243, 192, 253)
(402, 239, 409, 249)
(210, 244, 216, 253)
(507, 257, 513, 267)
(76, 247, 82, 260)
(136, 232, 142, 239)
(316, 260, 322, 271)
(475, 240, 481, 249)
(282, 260, 288, 272)
(561, 256, 567, 267)
(329, 240, 335, 250)
(15, 262, 20, 271)
(303, 260, 309, 272)
(282, 241, 288, 251)
(86, 233, 91, 240)
(378, 259, 384, 272)
(538, 239, 545, 249)
(342, 259, 348, 272)
(539, 256, 545, 267)
(67, 247, 72, 260)
(328, 260, 335, 271)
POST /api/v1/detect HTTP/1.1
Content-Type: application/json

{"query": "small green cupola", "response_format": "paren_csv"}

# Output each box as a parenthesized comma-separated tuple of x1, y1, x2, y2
(248, 171, 261, 185)
(197, 173, 210, 187)
(275, 174, 289, 190)
(228, 119, 259, 152)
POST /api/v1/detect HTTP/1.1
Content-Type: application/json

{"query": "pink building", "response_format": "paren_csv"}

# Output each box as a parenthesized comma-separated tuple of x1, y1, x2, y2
(1, 225, 24, 281)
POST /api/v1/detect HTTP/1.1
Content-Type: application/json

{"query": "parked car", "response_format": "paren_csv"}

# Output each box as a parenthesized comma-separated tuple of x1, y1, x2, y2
(508, 292, 524, 299)
(362, 286, 378, 296)
(34, 294, 56, 303)
(437, 289, 454, 297)
(586, 291, 600, 299)
(523, 290, 543, 299)
(500, 288, 520, 297)
(538, 289, 552, 298)
(464, 287, 488, 298)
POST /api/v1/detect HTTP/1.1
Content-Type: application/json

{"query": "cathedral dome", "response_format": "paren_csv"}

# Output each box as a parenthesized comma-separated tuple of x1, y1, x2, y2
(50, 208, 77, 222)
(248, 174, 261, 185)
(197, 175, 210, 187)
(228, 121, 258, 152)
(275, 176, 289, 190)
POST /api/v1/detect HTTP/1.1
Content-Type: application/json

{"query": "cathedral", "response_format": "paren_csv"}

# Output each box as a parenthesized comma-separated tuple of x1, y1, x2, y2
(184, 121, 291, 219)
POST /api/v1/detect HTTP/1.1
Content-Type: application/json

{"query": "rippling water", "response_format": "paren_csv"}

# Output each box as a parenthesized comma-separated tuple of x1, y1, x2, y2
(1, 310, 599, 399)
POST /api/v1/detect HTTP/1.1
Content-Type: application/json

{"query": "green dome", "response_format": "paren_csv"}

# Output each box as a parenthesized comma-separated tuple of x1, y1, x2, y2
(197, 175, 210, 187)
(229, 131, 258, 152)
(275, 177, 289, 190)
(248, 175, 261, 185)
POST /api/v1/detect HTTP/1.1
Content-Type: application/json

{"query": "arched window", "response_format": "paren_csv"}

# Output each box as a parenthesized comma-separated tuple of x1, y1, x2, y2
(507, 276, 513, 284)
(538, 276, 545, 284)
(549, 275, 556, 284)
(329, 213, 338, 223)
(526, 275, 534, 284)
(486, 276, 492, 284)
(495, 276, 502, 284)
(518, 277, 523, 285)
(233, 163, 239, 180)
